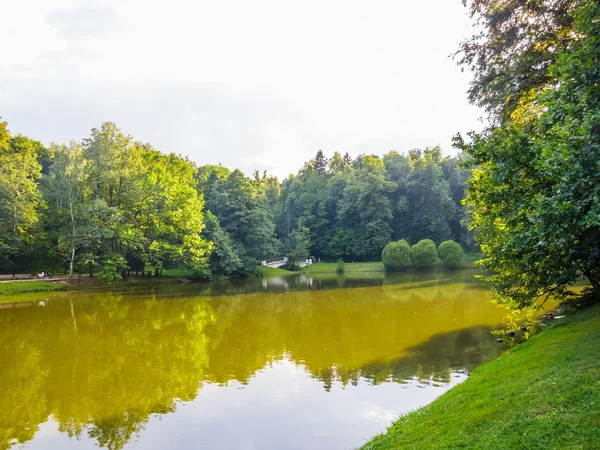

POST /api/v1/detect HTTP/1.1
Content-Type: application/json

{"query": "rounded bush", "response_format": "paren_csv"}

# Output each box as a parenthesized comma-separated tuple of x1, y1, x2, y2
(382, 239, 412, 271)
(410, 239, 437, 268)
(437, 240, 465, 267)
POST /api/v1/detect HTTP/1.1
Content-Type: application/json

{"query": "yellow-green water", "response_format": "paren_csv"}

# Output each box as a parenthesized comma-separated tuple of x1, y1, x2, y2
(0, 269, 509, 450)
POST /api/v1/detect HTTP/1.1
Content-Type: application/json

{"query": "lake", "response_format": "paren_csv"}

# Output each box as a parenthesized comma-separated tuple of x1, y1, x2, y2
(0, 269, 509, 450)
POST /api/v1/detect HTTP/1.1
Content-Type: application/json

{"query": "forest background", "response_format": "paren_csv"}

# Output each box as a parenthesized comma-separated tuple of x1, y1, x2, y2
(0, 119, 471, 280)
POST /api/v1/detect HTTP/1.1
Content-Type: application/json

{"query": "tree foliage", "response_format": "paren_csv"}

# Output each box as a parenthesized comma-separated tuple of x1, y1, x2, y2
(201, 212, 243, 277)
(0, 123, 44, 270)
(457, 0, 600, 308)
(198, 166, 280, 274)
(410, 239, 437, 269)
(382, 240, 412, 272)
(457, 0, 576, 122)
(38, 123, 212, 278)
(278, 149, 470, 262)
(0, 120, 473, 276)
(438, 240, 465, 268)
(286, 226, 311, 264)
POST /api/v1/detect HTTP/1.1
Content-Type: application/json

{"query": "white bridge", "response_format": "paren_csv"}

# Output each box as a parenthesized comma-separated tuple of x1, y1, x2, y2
(261, 257, 312, 268)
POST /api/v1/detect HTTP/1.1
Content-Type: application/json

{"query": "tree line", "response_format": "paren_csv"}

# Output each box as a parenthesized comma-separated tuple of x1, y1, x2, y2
(0, 119, 472, 280)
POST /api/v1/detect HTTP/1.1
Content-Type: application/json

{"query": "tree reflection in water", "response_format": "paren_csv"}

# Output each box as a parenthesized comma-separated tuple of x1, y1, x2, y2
(0, 272, 506, 449)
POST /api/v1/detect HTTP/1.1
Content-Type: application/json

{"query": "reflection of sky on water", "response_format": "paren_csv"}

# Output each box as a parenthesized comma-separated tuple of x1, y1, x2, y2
(25, 359, 468, 450)
(1, 270, 505, 450)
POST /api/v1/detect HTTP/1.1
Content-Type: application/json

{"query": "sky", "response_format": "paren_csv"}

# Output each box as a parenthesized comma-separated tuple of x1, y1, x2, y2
(1, 0, 484, 178)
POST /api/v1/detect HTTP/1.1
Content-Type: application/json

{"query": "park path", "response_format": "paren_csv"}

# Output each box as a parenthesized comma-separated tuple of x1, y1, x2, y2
(0, 274, 90, 283)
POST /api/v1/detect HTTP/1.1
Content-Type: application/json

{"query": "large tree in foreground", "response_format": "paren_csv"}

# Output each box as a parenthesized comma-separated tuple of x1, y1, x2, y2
(457, 0, 600, 308)
(457, 0, 576, 122)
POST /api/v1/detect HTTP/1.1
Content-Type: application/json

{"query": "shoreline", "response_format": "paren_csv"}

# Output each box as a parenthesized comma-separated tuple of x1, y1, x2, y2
(361, 303, 600, 449)
(0, 260, 483, 299)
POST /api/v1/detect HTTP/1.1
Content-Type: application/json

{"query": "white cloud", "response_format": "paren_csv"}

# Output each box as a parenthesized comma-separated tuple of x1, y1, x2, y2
(1, 0, 484, 178)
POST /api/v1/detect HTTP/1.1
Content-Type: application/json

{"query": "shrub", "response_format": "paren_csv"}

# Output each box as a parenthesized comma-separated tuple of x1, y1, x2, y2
(336, 258, 345, 274)
(382, 239, 412, 271)
(97, 254, 129, 283)
(437, 240, 465, 268)
(410, 239, 437, 268)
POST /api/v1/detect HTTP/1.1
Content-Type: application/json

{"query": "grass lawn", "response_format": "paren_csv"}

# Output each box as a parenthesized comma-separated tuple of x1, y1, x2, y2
(255, 266, 296, 277)
(463, 252, 483, 261)
(302, 262, 385, 274)
(303, 255, 482, 274)
(162, 267, 201, 279)
(460, 252, 483, 268)
(0, 281, 66, 297)
(362, 303, 600, 449)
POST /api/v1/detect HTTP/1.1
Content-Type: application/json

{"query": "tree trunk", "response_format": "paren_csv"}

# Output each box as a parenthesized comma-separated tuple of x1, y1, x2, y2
(68, 247, 75, 283)
(68, 193, 76, 283)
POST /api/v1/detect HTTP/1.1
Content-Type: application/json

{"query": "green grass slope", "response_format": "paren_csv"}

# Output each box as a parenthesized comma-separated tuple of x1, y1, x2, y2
(0, 281, 66, 297)
(254, 266, 296, 277)
(362, 304, 600, 449)
(302, 262, 385, 274)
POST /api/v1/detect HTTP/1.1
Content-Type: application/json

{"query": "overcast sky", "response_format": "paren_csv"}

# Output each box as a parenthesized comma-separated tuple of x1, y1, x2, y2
(2, 0, 483, 178)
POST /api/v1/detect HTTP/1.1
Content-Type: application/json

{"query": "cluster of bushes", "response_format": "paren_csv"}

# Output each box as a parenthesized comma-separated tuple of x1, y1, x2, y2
(382, 239, 464, 271)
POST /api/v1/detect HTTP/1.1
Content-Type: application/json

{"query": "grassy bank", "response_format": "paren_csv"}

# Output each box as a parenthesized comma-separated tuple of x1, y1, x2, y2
(0, 281, 66, 297)
(302, 262, 384, 274)
(362, 304, 600, 449)
(254, 266, 296, 277)
(163, 266, 297, 280)
(303, 254, 482, 275)
(162, 267, 203, 279)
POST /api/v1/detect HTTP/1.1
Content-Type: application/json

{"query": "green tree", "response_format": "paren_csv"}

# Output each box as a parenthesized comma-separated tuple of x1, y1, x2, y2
(405, 148, 456, 243)
(44, 142, 88, 280)
(457, 1, 600, 307)
(202, 212, 243, 276)
(437, 240, 465, 268)
(312, 150, 328, 174)
(457, 0, 576, 121)
(97, 253, 129, 282)
(286, 225, 311, 264)
(335, 155, 395, 258)
(0, 123, 45, 270)
(84, 123, 140, 208)
(440, 153, 473, 248)
(410, 239, 437, 269)
(134, 150, 211, 276)
(200, 167, 279, 270)
(279, 168, 332, 259)
(382, 240, 412, 271)
(42, 124, 213, 278)
(329, 151, 349, 173)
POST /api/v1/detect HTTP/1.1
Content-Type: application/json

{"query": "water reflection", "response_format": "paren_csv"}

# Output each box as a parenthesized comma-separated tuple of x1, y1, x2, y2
(0, 271, 506, 450)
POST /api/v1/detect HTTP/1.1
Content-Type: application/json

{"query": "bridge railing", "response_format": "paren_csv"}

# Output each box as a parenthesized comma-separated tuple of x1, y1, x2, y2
(264, 257, 286, 264)
(261, 257, 314, 268)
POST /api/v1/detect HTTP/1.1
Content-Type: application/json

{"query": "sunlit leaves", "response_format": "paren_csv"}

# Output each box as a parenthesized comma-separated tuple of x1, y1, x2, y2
(459, 1, 600, 308)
